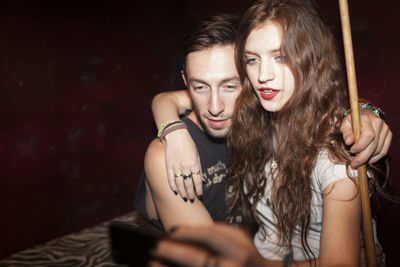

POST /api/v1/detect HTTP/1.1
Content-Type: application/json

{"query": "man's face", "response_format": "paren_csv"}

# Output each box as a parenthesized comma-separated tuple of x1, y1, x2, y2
(182, 45, 242, 138)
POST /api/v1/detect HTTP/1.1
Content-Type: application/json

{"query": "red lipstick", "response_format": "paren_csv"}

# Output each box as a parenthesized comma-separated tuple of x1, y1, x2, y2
(258, 87, 279, 100)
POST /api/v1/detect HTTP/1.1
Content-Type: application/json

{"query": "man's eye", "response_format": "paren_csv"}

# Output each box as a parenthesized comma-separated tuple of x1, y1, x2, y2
(225, 84, 237, 90)
(192, 85, 208, 92)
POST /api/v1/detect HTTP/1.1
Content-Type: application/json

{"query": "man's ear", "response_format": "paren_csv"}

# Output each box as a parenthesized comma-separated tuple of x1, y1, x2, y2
(181, 70, 188, 88)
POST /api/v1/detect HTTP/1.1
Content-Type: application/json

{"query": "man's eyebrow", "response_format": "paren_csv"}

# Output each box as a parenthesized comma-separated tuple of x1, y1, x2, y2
(188, 78, 209, 85)
(220, 77, 240, 84)
(188, 77, 240, 86)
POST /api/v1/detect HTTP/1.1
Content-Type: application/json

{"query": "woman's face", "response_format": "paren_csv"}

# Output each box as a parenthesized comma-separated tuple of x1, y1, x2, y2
(244, 21, 295, 112)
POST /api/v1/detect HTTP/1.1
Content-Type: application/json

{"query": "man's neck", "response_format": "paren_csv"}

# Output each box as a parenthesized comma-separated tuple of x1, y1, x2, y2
(187, 111, 203, 131)
(186, 111, 226, 143)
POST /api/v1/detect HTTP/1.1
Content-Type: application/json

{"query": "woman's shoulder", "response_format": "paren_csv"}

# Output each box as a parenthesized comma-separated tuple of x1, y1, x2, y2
(313, 149, 357, 191)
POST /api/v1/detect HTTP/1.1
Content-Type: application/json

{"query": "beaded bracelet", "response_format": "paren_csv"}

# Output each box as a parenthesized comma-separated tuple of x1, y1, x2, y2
(159, 124, 188, 142)
(157, 120, 184, 138)
(344, 102, 385, 120)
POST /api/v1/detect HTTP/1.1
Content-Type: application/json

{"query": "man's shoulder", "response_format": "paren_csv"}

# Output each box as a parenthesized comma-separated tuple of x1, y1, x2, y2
(148, 138, 166, 152)
(145, 139, 166, 164)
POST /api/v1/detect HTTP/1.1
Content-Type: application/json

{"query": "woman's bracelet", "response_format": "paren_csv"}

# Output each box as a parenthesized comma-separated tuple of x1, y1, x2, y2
(159, 123, 188, 142)
(157, 120, 184, 138)
(344, 101, 385, 120)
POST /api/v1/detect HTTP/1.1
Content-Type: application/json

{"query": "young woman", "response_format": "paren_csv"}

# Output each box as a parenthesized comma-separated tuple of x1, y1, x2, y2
(226, 0, 386, 265)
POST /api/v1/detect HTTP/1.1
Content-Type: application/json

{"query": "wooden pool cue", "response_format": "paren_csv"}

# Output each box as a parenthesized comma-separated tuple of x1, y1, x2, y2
(338, 0, 377, 266)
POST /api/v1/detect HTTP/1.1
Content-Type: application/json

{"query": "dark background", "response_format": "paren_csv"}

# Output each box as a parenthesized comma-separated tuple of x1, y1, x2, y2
(1, 0, 399, 265)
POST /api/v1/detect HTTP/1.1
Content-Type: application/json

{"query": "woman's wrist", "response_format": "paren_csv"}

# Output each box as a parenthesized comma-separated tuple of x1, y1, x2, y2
(158, 122, 188, 143)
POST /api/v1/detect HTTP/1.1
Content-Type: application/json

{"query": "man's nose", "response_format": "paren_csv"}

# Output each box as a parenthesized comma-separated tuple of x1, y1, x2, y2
(208, 91, 224, 116)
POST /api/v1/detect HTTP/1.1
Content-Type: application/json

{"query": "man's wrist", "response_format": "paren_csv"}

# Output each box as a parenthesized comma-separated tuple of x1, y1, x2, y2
(344, 101, 385, 120)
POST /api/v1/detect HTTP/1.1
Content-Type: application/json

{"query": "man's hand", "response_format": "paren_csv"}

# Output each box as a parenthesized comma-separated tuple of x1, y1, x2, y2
(341, 109, 392, 168)
(150, 224, 267, 267)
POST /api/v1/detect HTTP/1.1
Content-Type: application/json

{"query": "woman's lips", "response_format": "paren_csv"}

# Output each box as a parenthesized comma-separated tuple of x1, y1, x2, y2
(259, 87, 279, 100)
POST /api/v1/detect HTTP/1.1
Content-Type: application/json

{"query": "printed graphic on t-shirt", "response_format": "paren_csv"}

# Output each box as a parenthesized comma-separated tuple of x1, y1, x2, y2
(203, 160, 226, 187)
(202, 161, 242, 224)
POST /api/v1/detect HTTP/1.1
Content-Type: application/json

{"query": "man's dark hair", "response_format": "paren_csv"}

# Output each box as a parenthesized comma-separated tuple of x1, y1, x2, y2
(181, 14, 239, 71)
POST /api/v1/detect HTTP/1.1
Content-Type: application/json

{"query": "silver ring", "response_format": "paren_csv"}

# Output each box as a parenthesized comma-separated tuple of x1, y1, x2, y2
(191, 170, 201, 175)
(174, 174, 183, 178)
(182, 174, 192, 180)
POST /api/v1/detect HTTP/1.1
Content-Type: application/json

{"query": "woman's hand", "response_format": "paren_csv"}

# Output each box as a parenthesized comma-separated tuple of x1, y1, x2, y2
(164, 129, 204, 201)
(151, 90, 202, 200)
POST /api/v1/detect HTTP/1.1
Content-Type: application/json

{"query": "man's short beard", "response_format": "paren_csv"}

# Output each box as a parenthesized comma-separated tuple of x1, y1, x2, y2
(196, 113, 228, 139)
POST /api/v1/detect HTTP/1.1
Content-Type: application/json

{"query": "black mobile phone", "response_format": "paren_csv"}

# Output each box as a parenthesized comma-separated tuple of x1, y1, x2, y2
(108, 221, 165, 266)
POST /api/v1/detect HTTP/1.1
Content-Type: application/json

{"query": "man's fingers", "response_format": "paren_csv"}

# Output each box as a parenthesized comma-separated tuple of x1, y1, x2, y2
(153, 239, 209, 267)
(351, 142, 376, 168)
(371, 124, 390, 157)
(369, 129, 392, 164)
(350, 122, 376, 154)
(347, 110, 392, 167)
(350, 125, 391, 167)
(170, 224, 250, 257)
(341, 115, 355, 145)
(148, 259, 166, 267)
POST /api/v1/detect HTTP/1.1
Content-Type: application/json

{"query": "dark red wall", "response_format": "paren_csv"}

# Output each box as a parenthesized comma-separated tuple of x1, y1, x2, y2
(1, 0, 399, 265)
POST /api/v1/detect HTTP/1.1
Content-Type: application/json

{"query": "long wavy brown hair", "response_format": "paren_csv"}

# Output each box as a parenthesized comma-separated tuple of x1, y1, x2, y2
(227, 0, 387, 260)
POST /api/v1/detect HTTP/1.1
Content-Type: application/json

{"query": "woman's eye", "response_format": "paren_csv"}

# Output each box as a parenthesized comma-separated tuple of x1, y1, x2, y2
(245, 58, 259, 64)
(274, 55, 286, 63)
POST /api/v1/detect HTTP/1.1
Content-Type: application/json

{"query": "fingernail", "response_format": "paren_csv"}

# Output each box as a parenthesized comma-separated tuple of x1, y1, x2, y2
(202, 180, 206, 185)
(190, 199, 194, 203)
(183, 197, 187, 202)
(173, 191, 178, 195)
(198, 195, 203, 200)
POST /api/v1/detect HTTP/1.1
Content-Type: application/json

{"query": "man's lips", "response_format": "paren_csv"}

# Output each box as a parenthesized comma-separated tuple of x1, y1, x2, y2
(207, 118, 228, 128)
(258, 87, 279, 100)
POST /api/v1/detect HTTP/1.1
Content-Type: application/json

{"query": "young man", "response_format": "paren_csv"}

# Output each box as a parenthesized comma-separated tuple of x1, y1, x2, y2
(134, 14, 391, 232)
(134, 15, 244, 231)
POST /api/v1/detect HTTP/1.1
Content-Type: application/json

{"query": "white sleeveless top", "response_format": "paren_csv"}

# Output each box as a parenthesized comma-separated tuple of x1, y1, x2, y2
(253, 150, 360, 261)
